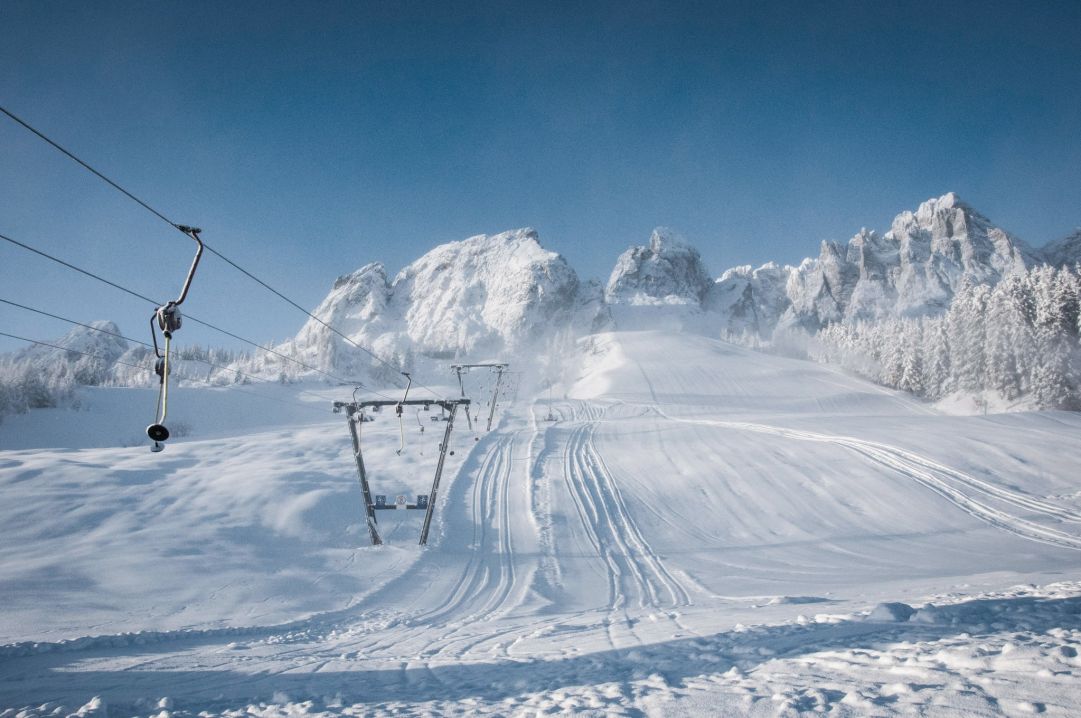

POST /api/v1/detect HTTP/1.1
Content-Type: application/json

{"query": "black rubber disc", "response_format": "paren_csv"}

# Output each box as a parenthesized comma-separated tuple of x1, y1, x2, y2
(147, 423, 170, 442)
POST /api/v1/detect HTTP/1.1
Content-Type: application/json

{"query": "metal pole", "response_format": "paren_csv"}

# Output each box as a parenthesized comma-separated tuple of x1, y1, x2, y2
(456, 366, 473, 432)
(419, 402, 458, 545)
(346, 407, 382, 546)
(486, 367, 504, 432)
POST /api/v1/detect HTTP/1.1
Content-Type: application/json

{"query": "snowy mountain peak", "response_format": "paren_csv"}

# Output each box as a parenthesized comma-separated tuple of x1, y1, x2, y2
(648, 226, 692, 253)
(278, 228, 580, 377)
(770, 192, 1038, 328)
(392, 227, 579, 356)
(332, 261, 387, 291)
(606, 227, 713, 306)
(1040, 228, 1081, 268)
(53, 321, 128, 359)
(914, 191, 964, 221)
(300, 263, 390, 342)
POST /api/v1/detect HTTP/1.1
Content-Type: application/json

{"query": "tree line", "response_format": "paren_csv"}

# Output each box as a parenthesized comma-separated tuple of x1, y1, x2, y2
(810, 265, 1081, 410)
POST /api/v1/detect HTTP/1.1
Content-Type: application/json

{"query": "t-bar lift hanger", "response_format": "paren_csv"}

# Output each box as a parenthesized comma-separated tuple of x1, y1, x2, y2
(147, 225, 203, 452)
(332, 397, 470, 546)
(450, 362, 509, 433)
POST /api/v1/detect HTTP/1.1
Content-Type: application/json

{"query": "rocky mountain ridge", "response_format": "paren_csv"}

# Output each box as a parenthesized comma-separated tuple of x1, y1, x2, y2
(287, 193, 1078, 376)
(7, 194, 1077, 388)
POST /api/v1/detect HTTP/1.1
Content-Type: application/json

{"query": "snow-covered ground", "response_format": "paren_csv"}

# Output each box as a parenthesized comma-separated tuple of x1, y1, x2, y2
(2, 331, 1081, 716)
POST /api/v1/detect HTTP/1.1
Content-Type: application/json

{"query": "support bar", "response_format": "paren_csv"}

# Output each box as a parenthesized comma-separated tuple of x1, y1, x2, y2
(486, 366, 505, 432)
(420, 401, 459, 546)
(345, 406, 382, 546)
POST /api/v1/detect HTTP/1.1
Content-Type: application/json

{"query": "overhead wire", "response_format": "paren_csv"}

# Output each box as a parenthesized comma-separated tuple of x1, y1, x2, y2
(0, 296, 329, 399)
(0, 230, 158, 305)
(0, 231, 394, 399)
(0, 297, 147, 347)
(0, 329, 333, 418)
(0, 330, 154, 374)
(0, 106, 176, 228)
(0, 229, 360, 388)
(0, 104, 442, 400)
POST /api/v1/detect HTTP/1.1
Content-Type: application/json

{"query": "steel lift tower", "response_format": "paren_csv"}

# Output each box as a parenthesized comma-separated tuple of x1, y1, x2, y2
(333, 397, 470, 546)
(450, 362, 509, 432)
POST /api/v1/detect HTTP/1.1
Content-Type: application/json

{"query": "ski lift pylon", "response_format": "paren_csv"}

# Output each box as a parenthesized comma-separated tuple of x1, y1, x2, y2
(333, 396, 471, 546)
(450, 362, 510, 434)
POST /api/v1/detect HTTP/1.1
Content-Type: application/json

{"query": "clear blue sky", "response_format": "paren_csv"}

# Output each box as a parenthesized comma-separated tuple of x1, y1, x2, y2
(2, 0, 1080, 352)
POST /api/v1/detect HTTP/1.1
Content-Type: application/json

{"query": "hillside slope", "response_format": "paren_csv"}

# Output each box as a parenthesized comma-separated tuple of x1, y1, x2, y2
(2, 332, 1081, 715)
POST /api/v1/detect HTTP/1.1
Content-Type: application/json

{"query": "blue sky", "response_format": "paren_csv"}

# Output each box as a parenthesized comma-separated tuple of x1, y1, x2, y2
(2, 0, 1080, 352)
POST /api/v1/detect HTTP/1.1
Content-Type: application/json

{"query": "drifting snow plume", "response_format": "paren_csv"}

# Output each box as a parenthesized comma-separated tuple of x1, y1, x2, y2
(605, 227, 713, 306)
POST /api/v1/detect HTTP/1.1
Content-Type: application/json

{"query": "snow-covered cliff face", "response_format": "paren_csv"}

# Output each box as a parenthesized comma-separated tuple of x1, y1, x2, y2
(394, 228, 580, 355)
(605, 228, 713, 306)
(758, 193, 1037, 330)
(283, 228, 580, 374)
(287, 262, 394, 377)
(707, 263, 793, 336)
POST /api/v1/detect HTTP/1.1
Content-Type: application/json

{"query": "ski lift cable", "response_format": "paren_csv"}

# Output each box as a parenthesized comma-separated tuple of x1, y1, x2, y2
(0, 232, 390, 395)
(0, 106, 177, 229)
(0, 296, 329, 399)
(0, 231, 359, 386)
(0, 105, 439, 400)
(0, 231, 159, 305)
(0, 329, 332, 417)
(0, 297, 154, 348)
(0, 329, 156, 374)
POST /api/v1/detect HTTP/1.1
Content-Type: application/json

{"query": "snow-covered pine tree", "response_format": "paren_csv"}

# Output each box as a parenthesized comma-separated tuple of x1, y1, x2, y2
(1029, 266, 1079, 409)
(947, 280, 986, 394)
(880, 320, 905, 389)
(898, 318, 925, 396)
(985, 275, 1027, 400)
(922, 316, 950, 399)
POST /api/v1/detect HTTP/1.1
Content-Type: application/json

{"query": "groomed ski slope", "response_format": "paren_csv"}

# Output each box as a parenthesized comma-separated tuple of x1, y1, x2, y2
(2, 331, 1081, 716)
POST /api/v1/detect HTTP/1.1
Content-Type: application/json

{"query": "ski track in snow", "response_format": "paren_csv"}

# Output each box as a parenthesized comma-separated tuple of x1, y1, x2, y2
(4, 331, 1081, 716)
(557, 407, 695, 650)
(651, 408, 1081, 552)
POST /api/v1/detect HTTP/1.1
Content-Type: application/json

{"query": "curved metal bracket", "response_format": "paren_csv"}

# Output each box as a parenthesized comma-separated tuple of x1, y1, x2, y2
(172, 226, 203, 306)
